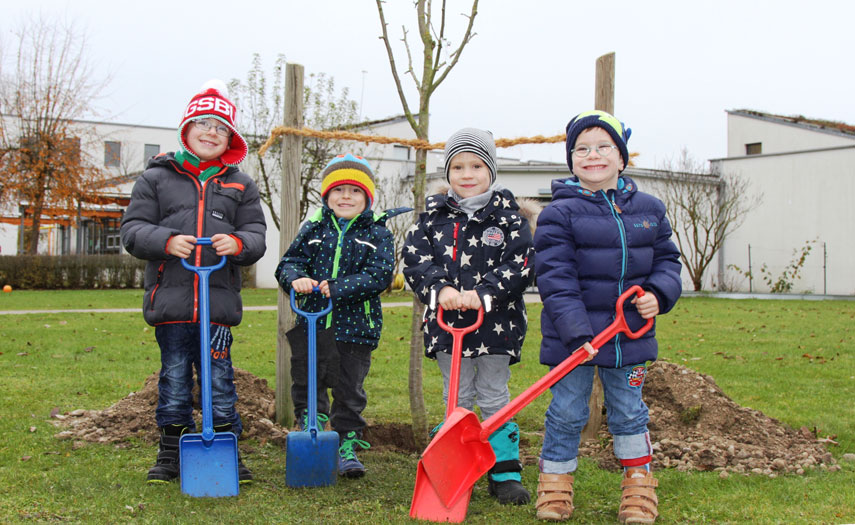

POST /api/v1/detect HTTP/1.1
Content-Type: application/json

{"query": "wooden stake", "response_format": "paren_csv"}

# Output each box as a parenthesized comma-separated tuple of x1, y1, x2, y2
(275, 63, 304, 428)
(582, 52, 616, 442)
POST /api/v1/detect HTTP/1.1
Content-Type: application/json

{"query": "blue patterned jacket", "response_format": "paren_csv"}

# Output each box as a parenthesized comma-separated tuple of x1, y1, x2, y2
(402, 188, 535, 364)
(275, 206, 409, 348)
(535, 175, 682, 368)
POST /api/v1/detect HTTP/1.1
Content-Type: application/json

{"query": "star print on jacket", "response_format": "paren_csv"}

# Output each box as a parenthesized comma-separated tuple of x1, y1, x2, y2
(402, 187, 535, 364)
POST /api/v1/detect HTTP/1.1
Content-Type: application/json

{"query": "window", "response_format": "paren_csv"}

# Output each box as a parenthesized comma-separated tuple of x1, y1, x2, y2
(104, 141, 121, 167)
(144, 144, 160, 164)
(392, 145, 410, 161)
(745, 142, 762, 155)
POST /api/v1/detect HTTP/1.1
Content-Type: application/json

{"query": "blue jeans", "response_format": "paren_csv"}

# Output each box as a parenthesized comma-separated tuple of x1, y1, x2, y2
(540, 364, 651, 474)
(154, 323, 242, 436)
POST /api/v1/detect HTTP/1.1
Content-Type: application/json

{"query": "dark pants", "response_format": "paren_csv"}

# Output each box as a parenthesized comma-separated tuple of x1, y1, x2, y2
(154, 323, 242, 436)
(291, 339, 373, 437)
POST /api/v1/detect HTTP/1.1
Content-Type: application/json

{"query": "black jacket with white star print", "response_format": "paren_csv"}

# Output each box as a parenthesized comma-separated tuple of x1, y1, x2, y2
(402, 188, 535, 364)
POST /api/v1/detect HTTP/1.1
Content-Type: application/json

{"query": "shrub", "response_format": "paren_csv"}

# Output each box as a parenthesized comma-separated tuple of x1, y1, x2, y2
(0, 254, 145, 289)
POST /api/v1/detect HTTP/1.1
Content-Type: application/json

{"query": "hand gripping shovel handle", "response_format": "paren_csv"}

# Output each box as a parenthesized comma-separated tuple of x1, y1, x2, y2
(289, 288, 333, 437)
(478, 285, 654, 439)
(180, 238, 226, 444)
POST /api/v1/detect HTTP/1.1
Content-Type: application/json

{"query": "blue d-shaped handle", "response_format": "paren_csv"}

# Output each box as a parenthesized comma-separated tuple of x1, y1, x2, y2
(180, 237, 227, 273)
(289, 287, 333, 320)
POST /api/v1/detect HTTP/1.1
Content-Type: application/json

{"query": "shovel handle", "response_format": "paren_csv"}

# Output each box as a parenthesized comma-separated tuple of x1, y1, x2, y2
(181, 238, 226, 443)
(437, 305, 485, 419)
(289, 288, 334, 435)
(479, 285, 654, 438)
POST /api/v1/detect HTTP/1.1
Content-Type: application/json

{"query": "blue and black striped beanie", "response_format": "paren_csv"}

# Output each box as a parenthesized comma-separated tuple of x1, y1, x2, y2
(443, 128, 497, 183)
(565, 110, 631, 173)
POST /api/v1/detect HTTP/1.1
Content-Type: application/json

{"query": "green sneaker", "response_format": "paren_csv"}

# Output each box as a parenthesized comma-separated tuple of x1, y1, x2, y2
(338, 431, 370, 478)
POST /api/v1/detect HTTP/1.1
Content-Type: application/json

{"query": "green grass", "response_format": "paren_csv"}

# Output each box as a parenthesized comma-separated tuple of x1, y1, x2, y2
(1, 296, 853, 523)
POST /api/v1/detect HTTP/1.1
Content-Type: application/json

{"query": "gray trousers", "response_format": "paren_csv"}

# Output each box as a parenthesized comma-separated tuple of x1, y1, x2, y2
(436, 352, 511, 420)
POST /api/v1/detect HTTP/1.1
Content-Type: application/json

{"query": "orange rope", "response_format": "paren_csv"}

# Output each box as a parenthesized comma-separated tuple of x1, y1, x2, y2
(257, 126, 566, 156)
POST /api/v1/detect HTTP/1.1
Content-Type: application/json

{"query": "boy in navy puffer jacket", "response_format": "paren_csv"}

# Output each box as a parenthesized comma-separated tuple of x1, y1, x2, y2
(403, 128, 536, 506)
(275, 153, 409, 479)
(533, 110, 681, 523)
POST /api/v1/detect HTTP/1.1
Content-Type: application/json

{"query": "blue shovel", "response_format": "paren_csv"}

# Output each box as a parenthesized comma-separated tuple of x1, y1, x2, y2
(286, 287, 339, 487)
(178, 238, 239, 498)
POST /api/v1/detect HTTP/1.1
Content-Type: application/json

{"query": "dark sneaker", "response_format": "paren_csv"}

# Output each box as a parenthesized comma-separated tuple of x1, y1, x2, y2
(338, 431, 370, 478)
(146, 425, 187, 484)
(298, 410, 329, 431)
(238, 455, 253, 485)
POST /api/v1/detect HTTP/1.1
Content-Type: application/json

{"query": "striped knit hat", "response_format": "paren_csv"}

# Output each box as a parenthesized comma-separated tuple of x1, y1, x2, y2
(320, 153, 376, 208)
(565, 110, 631, 173)
(178, 79, 248, 166)
(443, 128, 497, 183)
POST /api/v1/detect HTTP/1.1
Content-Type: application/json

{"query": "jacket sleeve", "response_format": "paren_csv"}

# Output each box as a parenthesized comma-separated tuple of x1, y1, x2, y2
(534, 203, 593, 352)
(476, 215, 535, 306)
(274, 222, 315, 291)
(643, 207, 683, 314)
(329, 226, 395, 305)
(120, 173, 180, 260)
(228, 178, 267, 266)
(402, 214, 453, 305)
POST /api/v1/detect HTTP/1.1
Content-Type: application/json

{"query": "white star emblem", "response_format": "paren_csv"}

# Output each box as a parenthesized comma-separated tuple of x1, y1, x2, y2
(434, 231, 444, 242)
(509, 321, 516, 331)
(502, 198, 511, 208)
(468, 237, 479, 248)
(444, 245, 454, 258)
(510, 230, 520, 239)
(486, 258, 495, 267)
(407, 245, 418, 254)
(521, 267, 531, 277)
(477, 343, 490, 355)
(493, 323, 504, 335)
(460, 252, 472, 267)
(419, 254, 432, 263)
(431, 336, 438, 345)
(463, 348, 474, 357)
(513, 253, 524, 264)
(501, 269, 513, 280)
(407, 224, 419, 234)
(474, 272, 483, 283)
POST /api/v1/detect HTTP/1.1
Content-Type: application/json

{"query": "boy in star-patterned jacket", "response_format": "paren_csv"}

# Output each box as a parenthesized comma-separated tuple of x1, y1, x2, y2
(275, 153, 409, 479)
(402, 128, 536, 506)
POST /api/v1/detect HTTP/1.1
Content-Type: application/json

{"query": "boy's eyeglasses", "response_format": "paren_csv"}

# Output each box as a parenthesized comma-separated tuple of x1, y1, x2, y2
(193, 119, 231, 137)
(571, 143, 617, 158)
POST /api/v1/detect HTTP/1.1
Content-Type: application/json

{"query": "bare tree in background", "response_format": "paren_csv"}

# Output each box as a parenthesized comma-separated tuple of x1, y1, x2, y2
(376, 0, 479, 447)
(0, 15, 108, 254)
(658, 148, 762, 291)
(372, 163, 415, 280)
(230, 55, 360, 230)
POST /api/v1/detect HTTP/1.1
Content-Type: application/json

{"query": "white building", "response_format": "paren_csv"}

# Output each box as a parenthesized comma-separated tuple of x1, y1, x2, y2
(711, 110, 855, 295)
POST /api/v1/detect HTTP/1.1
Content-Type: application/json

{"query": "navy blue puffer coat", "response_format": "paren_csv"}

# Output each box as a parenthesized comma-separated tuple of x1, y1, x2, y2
(535, 175, 682, 368)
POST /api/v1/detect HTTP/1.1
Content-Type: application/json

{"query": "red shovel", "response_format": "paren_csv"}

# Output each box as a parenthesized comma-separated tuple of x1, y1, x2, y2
(410, 285, 654, 521)
(410, 300, 485, 522)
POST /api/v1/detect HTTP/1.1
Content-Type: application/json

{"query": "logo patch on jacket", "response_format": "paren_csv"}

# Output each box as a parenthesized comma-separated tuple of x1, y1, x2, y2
(212, 210, 224, 220)
(626, 365, 646, 388)
(482, 226, 505, 247)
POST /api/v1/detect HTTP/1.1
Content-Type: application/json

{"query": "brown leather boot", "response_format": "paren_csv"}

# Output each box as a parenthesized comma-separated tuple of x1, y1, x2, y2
(535, 472, 574, 521)
(618, 467, 659, 524)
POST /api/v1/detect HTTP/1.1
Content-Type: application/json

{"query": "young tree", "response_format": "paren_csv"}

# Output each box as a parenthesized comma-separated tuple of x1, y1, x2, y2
(375, 0, 479, 446)
(229, 55, 361, 230)
(0, 16, 108, 254)
(658, 148, 763, 291)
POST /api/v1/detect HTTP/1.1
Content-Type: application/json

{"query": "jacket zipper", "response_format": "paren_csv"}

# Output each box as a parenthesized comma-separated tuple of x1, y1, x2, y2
(326, 214, 358, 328)
(149, 262, 165, 310)
(602, 189, 628, 367)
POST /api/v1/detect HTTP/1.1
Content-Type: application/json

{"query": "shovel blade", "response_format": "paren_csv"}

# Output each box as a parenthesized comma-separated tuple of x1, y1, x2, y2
(285, 430, 340, 487)
(419, 408, 495, 508)
(179, 432, 239, 497)
(410, 460, 472, 522)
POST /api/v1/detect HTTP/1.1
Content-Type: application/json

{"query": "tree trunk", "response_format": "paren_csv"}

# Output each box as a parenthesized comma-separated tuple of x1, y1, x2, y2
(408, 147, 429, 450)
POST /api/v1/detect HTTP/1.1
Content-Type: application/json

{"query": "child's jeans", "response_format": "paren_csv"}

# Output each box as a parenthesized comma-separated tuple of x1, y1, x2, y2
(292, 341, 373, 437)
(436, 352, 511, 420)
(154, 323, 242, 436)
(540, 363, 651, 474)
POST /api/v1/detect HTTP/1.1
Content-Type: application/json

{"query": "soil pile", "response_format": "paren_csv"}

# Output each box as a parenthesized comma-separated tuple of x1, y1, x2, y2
(53, 361, 837, 476)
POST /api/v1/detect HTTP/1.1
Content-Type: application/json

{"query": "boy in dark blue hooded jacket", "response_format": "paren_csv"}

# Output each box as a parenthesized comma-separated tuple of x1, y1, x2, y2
(533, 111, 681, 523)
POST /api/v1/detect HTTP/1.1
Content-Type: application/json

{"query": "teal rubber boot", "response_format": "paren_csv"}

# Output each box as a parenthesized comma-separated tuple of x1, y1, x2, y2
(487, 421, 530, 505)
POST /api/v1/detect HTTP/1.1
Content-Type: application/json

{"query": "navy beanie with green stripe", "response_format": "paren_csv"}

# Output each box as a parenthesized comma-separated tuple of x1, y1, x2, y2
(565, 110, 631, 173)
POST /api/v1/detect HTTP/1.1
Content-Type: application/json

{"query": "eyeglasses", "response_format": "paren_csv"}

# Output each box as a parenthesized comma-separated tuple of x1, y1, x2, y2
(193, 119, 231, 137)
(571, 143, 617, 158)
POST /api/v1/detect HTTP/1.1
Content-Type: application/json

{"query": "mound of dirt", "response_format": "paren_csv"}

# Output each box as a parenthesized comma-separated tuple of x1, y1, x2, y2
(53, 362, 838, 476)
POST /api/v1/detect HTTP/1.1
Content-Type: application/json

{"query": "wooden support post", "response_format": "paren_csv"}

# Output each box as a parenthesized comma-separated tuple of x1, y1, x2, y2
(581, 52, 616, 443)
(275, 63, 304, 428)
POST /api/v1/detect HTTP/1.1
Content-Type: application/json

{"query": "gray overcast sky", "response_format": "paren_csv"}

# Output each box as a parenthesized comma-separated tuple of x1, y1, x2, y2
(3, 0, 853, 169)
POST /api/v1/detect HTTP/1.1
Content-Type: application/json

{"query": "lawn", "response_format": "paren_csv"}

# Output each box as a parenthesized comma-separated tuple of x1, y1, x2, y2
(0, 293, 853, 523)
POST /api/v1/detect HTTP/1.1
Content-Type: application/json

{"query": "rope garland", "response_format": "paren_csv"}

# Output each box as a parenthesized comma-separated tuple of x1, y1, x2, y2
(257, 126, 565, 156)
